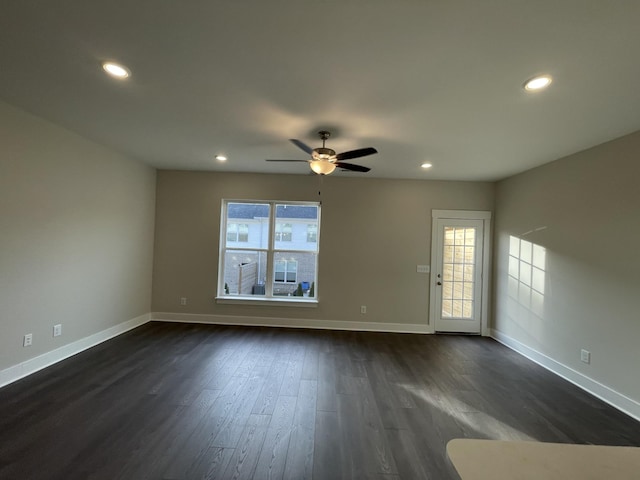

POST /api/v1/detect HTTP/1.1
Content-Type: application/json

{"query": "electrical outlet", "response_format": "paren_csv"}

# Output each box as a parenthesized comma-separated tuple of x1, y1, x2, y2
(180, 297, 187, 306)
(23, 333, 33, 347)
(360, 305, 367, 314)
(580, 349, 591, 364)
(53, 324, 62, 337)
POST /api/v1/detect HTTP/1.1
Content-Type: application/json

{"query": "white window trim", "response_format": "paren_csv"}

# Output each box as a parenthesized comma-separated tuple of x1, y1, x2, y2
(216, 199, 320, 305)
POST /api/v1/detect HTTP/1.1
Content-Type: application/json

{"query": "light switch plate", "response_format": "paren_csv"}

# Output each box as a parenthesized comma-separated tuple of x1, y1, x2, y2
(417, 265, 430, 273)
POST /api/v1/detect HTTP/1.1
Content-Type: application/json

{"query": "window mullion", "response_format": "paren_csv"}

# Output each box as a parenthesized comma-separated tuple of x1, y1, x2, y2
(265, 203, 276, 297)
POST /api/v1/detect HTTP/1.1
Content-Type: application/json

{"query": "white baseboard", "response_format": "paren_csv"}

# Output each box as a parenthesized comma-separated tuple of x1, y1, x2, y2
(0, 313, 151, 388)
(151, 312, 431, 334)
(491, 329, 640, 422)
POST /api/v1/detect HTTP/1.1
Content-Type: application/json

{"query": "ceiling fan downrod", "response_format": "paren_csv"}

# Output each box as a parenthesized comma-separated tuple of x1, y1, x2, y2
(313, 131, 335, 161)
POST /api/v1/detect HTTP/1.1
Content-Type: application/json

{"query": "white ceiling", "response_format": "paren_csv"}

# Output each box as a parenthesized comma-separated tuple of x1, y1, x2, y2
(1, 0, 639, 181)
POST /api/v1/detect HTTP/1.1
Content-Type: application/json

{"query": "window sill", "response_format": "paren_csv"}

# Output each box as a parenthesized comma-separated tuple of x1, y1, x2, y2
(215, 296, 318, 308)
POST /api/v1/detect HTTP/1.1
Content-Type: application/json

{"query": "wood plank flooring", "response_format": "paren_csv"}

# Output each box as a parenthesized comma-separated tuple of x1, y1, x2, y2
(1, 322, 639, 479)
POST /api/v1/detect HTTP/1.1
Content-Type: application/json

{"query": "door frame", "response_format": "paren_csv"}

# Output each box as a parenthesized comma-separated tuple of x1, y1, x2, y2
(428, 209, 492, 336)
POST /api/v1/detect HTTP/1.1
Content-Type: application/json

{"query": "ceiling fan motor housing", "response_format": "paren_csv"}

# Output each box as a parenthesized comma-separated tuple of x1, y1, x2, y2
(312, 147, 336, 162)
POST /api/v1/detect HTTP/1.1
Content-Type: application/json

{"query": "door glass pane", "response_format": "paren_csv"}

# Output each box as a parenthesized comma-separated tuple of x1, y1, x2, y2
(443, 245, 454, 263)
(442, 299, 453, 317)
(464, 228, 475, 246)
(444, 227, 455, 245)
(464, 265, 474, 282)
(441, 226, 476, 319)
(463, 282, 474, 300)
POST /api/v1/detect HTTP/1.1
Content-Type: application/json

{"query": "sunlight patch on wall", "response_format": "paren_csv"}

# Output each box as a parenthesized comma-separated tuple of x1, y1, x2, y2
(508, 235, 547, 323)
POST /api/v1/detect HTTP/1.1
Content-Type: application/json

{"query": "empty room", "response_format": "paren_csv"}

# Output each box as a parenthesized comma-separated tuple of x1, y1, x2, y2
(1, 1, 639, 479)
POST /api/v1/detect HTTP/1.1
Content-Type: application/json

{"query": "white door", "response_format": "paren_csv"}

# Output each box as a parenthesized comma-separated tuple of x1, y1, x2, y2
(430, 212, 490, 334)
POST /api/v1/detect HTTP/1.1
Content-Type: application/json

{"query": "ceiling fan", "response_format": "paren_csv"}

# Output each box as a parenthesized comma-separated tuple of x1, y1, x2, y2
(266, 130, 377, 175)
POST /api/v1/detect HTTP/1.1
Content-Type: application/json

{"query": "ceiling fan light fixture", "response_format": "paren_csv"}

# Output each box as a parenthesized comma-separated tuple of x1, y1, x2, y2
(310, 160, 336, 175)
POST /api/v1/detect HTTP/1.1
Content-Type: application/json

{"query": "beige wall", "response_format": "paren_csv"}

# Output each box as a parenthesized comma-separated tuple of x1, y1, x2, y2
(493, 130, 640, 409)
(0, 100, 156, 373)
(152, 171, 494, 328)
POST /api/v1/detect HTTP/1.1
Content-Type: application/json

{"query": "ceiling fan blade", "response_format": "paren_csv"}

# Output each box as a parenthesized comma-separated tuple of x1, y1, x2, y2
(289, 139, 314, 155)
(335, 162, 371, 173)
(265, 159, 310, 162)
(335, 147, 377, 161)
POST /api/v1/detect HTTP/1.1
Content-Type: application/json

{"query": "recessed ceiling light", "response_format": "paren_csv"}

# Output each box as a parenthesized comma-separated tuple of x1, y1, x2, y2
(102, 62, 130, 79)
(523, 74, 552, 91)
(215, 155, 227, 162)
(421, 162, 433, 169)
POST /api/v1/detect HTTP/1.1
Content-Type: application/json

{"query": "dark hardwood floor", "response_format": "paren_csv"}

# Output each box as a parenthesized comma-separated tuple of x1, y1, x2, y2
(1, 322, 639, 480)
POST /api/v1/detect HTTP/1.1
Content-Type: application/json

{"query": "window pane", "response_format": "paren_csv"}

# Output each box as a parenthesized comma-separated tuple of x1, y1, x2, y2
(443, 281, 453, 300)
(452, 300, 463, 317)
(444, 227, 455, 245)
(453, 282, 463, 299)
(464, 247, 474, 263)
(463, 282, 474, 300)
(442, 300, 453, 317)
(226, 203, 269, 249)
(464, 228, 476, 246)
(443, 264, 453, 281)
(222, 250, 267, 295)
(464, 265, 474, 282)
(462, 301, 473, 318)
(454, 228, 465, 245)
(453, 264, 463, 281)
(273, 252, 316, 295)
(443, 245, 454, 263)
(275, 204, 319, 252)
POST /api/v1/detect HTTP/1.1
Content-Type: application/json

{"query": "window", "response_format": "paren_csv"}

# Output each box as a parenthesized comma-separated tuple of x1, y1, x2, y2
(226, 223, 249, 242)
(307, 224, 317, 243)
(275, 223, 292, 242)
(274, 260, 297, 283)
(219, 201, 320, 301)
